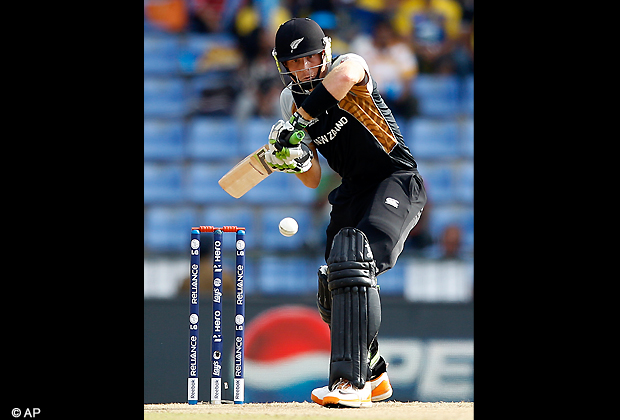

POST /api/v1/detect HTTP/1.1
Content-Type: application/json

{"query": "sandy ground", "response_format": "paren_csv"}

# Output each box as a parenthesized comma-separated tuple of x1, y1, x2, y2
(144, 401, 473, 420)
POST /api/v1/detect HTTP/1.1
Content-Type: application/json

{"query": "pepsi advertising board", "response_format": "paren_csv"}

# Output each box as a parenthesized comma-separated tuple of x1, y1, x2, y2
(144, 297, 473, 404)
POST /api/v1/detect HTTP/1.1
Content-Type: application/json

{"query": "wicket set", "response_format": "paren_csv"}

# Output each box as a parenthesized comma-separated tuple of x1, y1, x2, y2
(188, 225, 246, 405)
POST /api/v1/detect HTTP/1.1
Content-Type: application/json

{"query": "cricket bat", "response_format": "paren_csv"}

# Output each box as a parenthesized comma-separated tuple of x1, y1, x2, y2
(218, 131, 304, 198)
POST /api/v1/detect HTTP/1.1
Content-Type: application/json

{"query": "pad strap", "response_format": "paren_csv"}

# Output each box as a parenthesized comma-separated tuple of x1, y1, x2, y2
(328, 261, 375, 289)
(316, 265, 331, 325)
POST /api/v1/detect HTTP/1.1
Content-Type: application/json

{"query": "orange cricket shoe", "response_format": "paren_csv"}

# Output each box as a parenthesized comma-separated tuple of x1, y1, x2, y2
(311, 371, 392, 407)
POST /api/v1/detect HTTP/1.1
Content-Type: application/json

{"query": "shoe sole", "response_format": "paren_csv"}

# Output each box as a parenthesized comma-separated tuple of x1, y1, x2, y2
(313, 393, 379, 406)
(323, 396, 372, 408)
(312, 377, 391, 407)
(311, 393, 323, 406)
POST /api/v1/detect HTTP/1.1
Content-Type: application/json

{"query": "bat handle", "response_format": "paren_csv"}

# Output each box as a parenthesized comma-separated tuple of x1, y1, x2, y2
(289, 130, 304, 144)
(274, 130, 305, 150)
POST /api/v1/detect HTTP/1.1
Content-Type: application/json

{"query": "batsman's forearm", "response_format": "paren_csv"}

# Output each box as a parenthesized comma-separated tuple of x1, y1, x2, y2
(320, 60, 366, 100)
(296, 144, 321, 188)
(297, 60, 365, 119)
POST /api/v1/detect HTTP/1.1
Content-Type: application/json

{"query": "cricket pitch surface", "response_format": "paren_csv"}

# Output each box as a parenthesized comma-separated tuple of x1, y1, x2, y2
(144, 401, 473, 420)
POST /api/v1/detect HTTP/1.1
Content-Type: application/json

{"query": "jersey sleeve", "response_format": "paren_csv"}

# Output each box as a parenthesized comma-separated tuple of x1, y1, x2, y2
(330, 53, 373, 95)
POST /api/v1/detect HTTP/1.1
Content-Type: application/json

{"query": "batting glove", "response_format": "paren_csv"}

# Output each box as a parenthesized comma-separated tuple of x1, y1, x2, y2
(268, 112, 316, 149)
(265, 141, 313, 173)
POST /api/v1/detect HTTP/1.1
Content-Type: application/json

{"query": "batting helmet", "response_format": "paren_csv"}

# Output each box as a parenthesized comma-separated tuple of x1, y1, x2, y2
(272, 18, 332, 94)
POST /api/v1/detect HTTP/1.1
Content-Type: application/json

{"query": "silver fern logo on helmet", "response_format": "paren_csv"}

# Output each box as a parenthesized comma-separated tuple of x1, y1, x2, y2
(290, 37, 304, 52)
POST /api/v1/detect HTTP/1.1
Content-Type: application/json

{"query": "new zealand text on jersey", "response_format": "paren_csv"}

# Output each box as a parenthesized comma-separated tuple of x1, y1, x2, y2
(313, 116, 348, 145)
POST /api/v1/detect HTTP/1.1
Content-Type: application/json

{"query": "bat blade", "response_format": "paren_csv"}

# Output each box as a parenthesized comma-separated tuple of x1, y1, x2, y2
(218, 145, 274, 198)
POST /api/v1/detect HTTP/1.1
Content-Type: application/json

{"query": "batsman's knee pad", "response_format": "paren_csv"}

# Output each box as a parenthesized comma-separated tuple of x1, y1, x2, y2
(316, 265, 331, 325)
(327, 227, 381, 389)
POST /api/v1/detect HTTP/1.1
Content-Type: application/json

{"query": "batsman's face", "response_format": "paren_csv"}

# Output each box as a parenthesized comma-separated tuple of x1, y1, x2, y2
(284, 53, 324, 83)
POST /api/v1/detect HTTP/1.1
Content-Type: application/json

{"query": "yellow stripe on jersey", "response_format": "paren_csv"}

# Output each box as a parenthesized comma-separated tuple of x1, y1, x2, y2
(338, 84, 397, 154)
(290, 84, 397, 154)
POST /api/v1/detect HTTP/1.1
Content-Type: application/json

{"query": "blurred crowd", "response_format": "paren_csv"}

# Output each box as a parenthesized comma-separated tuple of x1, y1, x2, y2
(144, 0, 473, 262)
(145, 0, 473, 121)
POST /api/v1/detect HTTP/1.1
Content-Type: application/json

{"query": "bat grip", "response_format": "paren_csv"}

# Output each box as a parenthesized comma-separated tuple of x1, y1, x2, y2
(290, 131, 304, 144)
(274, 130, 305, 150)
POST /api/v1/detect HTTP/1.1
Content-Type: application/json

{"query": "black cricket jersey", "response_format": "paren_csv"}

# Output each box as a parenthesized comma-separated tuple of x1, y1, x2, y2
(279, 53, 417, 193)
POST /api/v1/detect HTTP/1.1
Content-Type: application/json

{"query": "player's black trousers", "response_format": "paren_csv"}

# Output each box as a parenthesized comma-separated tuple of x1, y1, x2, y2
(325, 169, 427, 275)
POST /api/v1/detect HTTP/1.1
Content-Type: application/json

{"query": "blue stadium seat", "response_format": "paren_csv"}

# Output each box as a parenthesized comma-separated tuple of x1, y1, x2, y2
(144, 163, 184, 203)
(186, 117, 240, 160)
(461, 207, 473, 250)
(144, 34, 181, 75)
(260, 206, 313, 251)
(179, 33, 240, 74)
(186, 71, 238, 114)
(144, 119, 185, 160)
(242, 171, 315, 205)
(454, 161, 473, 204)
(413, 75, 460, 117)
(238, 117, 274, 156)
(459, 118, 473, 158)
(185, 163, 237, 204)
(189, 72, 233, 94)
(417, 162, 455, 204)
(460, 75, 474, 115)
(407, 118, 460, 159)
(144, 206, 198, 252)
(257, 256, 315, 294)
(144, 77, 187, 117)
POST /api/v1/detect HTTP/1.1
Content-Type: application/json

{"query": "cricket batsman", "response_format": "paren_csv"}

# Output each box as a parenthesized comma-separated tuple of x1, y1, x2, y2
(265, 17, 427, 408)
